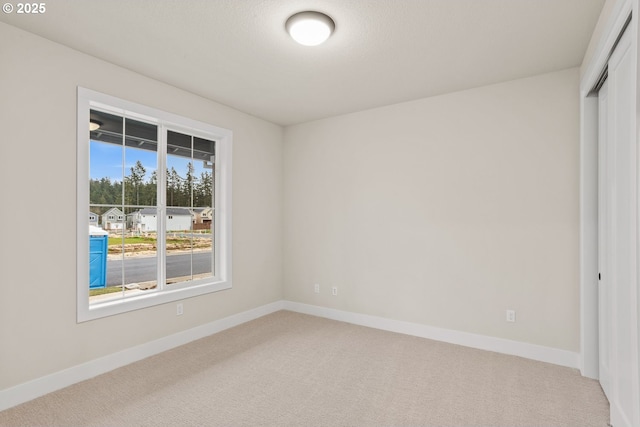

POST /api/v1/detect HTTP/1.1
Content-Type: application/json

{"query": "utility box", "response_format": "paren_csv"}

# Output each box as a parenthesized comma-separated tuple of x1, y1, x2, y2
(89, 226, 108, 289)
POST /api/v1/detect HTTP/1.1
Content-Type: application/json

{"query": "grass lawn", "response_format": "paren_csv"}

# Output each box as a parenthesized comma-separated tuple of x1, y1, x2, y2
(108, 236, 156, 245)
(108, 236, 197, 246)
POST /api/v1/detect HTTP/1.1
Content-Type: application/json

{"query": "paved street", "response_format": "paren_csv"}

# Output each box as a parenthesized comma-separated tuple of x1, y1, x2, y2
(106, 252, 213, 286)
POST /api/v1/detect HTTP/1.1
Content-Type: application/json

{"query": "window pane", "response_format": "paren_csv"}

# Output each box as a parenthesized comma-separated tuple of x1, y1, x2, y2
(124, 118, 158, 207)
(88, 206, 159, 304)
(166, 131, 215, 285)
(90, 110, 124, 205)
(88, 206, 125, 303)
(167, 131, 193, 208)
(166, 211, 194, 285)
(123, 207, 158, 292)
(192, 146, 214, 281)
(88, 112, 160, 304)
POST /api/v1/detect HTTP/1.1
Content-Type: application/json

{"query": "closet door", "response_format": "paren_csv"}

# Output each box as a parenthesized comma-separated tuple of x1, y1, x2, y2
(606, 26, 640, 427)
(597, 78, 611, 400)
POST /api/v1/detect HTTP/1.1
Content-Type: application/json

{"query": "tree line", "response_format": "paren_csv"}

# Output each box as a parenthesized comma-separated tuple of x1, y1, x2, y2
(90, 161, 213, 215)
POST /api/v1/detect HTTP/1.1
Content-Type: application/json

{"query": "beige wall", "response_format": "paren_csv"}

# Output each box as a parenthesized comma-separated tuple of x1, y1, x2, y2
(0, 22, 283, 390)
(283, 68, 580, 351)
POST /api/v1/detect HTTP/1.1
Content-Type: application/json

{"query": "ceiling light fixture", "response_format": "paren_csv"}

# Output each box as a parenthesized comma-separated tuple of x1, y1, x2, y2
(89, 120, 102, 131)
(286, 11, 335, 46)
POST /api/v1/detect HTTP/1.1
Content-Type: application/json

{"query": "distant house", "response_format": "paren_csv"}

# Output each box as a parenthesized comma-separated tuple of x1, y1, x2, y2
(128, 207, 192, 232)
(191, 207, 212, 231)
(166, 208, 193, 231)
(89, 212, 98, 226)
(101, 207, 125, 230)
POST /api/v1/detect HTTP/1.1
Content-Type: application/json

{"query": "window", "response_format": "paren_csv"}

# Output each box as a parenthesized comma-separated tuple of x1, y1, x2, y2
(77, 88, 232, 322)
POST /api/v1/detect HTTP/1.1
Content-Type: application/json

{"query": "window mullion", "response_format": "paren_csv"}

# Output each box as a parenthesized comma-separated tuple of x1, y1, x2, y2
(157, 124, 167, 290)
(120, 116, 126, 297)
(190, 135, 194, 281)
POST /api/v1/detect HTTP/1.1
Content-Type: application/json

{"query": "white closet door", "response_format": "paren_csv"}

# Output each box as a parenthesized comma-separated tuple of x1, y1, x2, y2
(606, 25, 640, 427)
(598, 78, 611, 400)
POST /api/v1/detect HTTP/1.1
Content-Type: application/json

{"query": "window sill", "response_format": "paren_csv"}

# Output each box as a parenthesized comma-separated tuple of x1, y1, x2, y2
(78, 279, 231, 322)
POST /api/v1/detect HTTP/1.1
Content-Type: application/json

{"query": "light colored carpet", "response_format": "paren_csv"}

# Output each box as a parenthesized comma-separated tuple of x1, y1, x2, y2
(0, 311, 609, 426)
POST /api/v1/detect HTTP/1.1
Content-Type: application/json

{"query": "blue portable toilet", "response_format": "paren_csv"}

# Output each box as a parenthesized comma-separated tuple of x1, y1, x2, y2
(89, 226, 108, 289)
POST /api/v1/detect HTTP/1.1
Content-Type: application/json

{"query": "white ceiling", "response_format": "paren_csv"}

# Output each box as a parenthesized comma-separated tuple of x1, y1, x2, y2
(1, 0, 605, 126)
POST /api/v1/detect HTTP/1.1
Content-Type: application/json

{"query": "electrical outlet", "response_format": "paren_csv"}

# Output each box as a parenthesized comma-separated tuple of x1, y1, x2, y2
(314, 283, 320, 293)
(332, 286, 338, 296)
(177, 303, 184, 316)
(506, 309, 516, 323)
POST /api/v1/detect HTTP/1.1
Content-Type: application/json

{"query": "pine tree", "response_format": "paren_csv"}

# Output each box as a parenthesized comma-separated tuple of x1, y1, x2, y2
(195, 171, 212, 207)
(185, 162, 194, 207)
(129, 160, 146, 205)
(167, 167, 179, 206)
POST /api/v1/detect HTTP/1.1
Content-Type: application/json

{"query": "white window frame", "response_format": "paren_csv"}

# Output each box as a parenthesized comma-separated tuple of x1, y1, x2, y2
(77, 87, 233, 322)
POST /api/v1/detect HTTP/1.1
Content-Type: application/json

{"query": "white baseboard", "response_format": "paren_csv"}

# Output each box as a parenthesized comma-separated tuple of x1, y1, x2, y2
(1, 299, 580, 413)
(282, 301, 580, 369)
(0, 300, 285, 412)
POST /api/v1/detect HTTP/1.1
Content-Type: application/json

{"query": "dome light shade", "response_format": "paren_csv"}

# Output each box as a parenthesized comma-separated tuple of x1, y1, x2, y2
(286, 11, 335, 46)
(89, 120, 102, 131)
